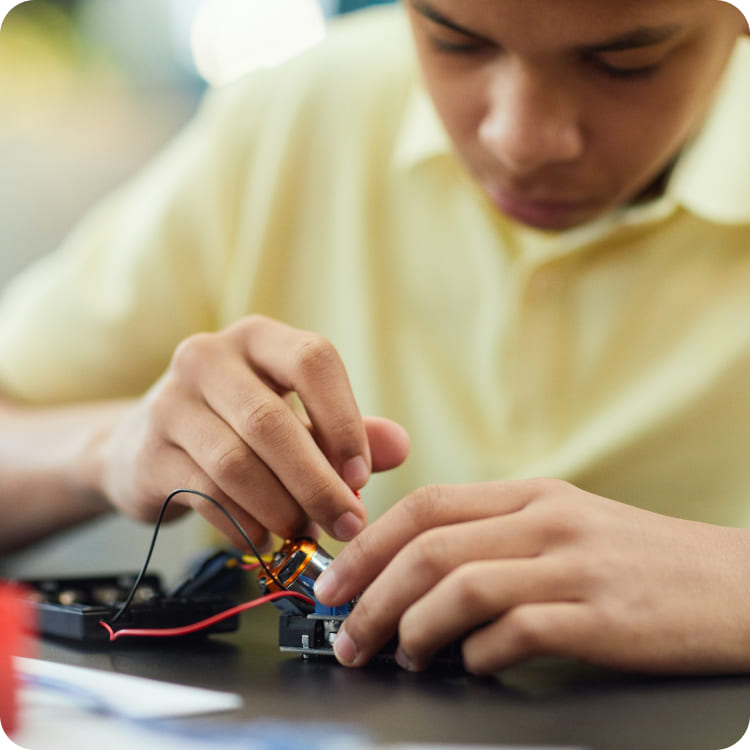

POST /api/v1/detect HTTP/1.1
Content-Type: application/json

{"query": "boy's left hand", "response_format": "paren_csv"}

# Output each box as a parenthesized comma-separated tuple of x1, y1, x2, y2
(314, 479, 750, 674)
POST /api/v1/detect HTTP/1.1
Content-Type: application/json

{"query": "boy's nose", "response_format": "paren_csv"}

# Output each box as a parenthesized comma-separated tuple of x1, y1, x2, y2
(478, 59, 585, 177)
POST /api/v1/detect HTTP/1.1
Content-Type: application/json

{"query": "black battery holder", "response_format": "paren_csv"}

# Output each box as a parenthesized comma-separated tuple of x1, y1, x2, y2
(21, 573, 240, 642)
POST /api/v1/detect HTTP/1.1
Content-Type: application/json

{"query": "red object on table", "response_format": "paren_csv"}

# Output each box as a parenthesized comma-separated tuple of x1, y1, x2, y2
(0, 583, 32, 739)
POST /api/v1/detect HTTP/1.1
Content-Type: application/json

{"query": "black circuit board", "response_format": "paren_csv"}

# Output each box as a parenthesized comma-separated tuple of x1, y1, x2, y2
(278, 611, 465, 668)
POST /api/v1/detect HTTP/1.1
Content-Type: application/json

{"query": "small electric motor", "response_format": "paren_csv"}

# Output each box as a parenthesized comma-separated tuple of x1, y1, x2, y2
(259, 537, 354, 657)
(258, 537, 350, 616)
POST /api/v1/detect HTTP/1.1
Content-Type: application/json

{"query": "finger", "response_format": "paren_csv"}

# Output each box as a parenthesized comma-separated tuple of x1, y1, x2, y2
(184, 485, 270, 553)
(196, 351, 366, 540)
(315, 481, 541, 606)
(235, 316, 372, 488)
(164, 397, 310, 538)
(330, 517, 559, 667)
(462, 602, 591, 674)
(147, 444, 269, 552)
(290, 412, 409, 475)
(364, 417, 410, 472)
(396, 558, 579, 671)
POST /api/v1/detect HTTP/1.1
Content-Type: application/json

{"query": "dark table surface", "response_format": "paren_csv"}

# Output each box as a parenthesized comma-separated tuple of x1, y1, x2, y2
(36, 603, 750, 750)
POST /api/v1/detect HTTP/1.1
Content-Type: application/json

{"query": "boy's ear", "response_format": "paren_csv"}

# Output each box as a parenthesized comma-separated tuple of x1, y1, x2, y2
(721, 0, 750, 32)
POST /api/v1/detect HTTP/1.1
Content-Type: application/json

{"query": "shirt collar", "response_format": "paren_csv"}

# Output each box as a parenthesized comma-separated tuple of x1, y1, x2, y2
(667, 35, 750, 225)
(394, 37, 750, 227)
(392, 87, 453, 171)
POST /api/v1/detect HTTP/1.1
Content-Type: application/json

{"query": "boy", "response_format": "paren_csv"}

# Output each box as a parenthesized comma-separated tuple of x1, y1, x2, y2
(0, 0, 748, 674)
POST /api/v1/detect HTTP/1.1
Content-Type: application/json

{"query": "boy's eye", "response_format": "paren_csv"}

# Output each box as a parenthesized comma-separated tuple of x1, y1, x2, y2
(425, 23, 496, 57)
(430, 36, 487, 54)
(592, 59, 662, 80)
(588, 50, 666, 81)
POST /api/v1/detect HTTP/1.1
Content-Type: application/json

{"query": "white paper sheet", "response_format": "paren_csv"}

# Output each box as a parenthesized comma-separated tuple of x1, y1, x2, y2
(13, 656, 242, 719)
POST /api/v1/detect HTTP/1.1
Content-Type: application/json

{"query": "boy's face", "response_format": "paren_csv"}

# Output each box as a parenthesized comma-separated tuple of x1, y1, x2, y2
(406, 0, 746, 230)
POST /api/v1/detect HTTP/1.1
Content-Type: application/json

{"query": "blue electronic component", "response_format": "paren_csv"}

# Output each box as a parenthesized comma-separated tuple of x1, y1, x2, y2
(314, 600, 351, 617)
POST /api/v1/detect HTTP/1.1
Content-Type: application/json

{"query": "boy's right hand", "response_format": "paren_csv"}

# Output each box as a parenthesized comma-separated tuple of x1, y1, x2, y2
(97, 315, 410, 549)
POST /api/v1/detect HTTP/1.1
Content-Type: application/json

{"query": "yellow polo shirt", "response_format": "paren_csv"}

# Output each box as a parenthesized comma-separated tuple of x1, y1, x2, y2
(1, 6, 749, 526)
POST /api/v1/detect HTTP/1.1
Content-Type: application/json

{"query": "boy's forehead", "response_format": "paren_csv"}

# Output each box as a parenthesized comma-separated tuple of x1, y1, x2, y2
(410, 0, 705, 41)
(410, 0, 710, 25)
(420, 0, 750, 27)
(407, 0, 740, 51)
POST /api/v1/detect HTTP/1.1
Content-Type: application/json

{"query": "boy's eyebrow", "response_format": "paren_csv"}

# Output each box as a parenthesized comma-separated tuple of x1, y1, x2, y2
(580, 24, 683, 54)
(409, 0, 492, 41)
(409, 0, 683, 53)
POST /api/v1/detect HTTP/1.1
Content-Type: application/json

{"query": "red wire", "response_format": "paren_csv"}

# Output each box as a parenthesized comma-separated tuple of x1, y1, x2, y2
(99, 590, 314, 641)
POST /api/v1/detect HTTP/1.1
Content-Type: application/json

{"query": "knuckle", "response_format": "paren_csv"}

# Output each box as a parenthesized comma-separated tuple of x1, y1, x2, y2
(519, 479, 582, 545)
(299, 476, 338, 518)
(146, 383, 172, 415)
(407, 527, 454, 579)
(171, 332, 216, 372)
(231, 314, 273, 342)
(140, 390, 173, 435)
(536, 511, 578, 547)
(525, 476, 572, 501)
(239, 313, 268, 332)
(292, 334, 339, 381)
(452, 565, 494, 611)
(570, 551, 616, 596)
(401, 485, 447, 529)
(503, 607, 548, 657)
(245, 398, 292, 447)
(326, 411, 362, 447)
(211, 442, 250, 481)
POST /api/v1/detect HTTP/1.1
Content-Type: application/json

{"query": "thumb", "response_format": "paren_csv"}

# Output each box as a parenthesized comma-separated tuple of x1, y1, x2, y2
(364, 416, 410, 473)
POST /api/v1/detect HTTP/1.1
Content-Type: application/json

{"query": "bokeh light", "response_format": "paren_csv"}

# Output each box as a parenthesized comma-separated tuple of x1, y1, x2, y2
(191, 0, 327, 86)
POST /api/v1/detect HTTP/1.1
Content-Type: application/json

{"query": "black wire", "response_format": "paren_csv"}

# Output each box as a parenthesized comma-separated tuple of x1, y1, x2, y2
(107, 488, 284, 625)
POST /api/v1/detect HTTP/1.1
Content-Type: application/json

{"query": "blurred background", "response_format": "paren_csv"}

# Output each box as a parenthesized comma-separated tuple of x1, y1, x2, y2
(0, 0, 396, 582)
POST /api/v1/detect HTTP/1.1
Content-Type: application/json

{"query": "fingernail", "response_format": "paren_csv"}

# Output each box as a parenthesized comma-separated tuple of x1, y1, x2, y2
(313, 566, 338, 602)
(342, 456, 369, 490)
(395, 645, 419, 672)
(333, 626, 358, 666)
(333, 511, 364, 541)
